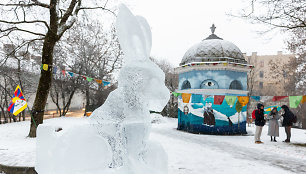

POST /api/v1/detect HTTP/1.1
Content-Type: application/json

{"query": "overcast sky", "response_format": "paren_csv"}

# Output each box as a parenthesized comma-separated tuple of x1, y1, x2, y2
(114, 0, 289, 66)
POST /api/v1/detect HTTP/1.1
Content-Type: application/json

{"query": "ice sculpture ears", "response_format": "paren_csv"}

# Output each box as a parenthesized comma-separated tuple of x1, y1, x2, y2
(116, 4, 152, 63)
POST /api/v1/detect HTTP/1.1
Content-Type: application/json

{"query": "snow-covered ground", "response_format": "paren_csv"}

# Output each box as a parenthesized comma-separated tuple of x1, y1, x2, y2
(0, 116, 306, 174)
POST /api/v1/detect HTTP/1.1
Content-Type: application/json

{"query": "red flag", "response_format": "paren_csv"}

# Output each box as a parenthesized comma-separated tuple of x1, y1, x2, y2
(214, 95, 225, 105)
(272, 96, 288, 102)
(61, 70, 66, 76)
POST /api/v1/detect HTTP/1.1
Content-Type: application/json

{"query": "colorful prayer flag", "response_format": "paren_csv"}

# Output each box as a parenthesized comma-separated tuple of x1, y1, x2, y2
(301, 95, 306, 104)
(225, 96, 236, 107)
(251, 96, 260, 101)
(272, 96, 288, 102)
(42, 64, 48, 71)
(68, 72, 74, 77)
(86, 77, 93, 82)
(289, 96, 303, 108)
(214, 95, 225, 105)
(8, 85, 27, 116)
(191, 94, 202, 103)
(237, 96, 249, 107)
(172, 92, 182, 97)
(95, 79, 103, 84)
(182, 93, 192, 103)
(102, 81, 111, 86)
(61, 70, 66, 76)
(53, 66, 57, 74)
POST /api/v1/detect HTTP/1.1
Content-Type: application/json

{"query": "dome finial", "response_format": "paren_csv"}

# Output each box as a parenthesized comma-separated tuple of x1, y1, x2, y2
(210, 24, 216, 34)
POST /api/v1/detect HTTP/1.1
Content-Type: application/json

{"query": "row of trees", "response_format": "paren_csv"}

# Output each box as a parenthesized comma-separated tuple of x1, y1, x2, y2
(0, 0, 118, 137)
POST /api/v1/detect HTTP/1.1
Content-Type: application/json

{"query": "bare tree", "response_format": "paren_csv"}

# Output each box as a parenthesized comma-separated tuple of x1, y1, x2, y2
(0, 0, 114, 137)
(150, 57, 178, 117)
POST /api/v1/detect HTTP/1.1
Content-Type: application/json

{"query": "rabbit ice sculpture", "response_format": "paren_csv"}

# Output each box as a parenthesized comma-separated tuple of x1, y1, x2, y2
(35, 4, 169, 174)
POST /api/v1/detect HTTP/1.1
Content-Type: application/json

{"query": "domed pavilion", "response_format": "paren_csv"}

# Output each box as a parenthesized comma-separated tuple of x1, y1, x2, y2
(176, 24, 253, 134)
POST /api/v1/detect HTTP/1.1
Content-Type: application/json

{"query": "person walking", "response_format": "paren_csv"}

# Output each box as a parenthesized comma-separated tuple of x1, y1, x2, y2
(267, 107, 280, 142)
(254, 103, 266, 144)
(281, 105, 294, 143)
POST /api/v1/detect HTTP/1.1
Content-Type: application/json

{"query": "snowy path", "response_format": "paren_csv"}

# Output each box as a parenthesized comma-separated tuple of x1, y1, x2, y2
(0, 117, 305, 174)
(150, 118, 306, 174)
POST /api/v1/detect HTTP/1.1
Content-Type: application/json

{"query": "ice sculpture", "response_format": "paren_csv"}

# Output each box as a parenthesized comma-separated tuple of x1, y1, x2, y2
(35, 4, 169, 174)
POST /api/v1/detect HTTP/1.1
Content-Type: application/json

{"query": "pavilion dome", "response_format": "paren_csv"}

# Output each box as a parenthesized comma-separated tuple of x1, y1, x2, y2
(180, 24, 246, 65)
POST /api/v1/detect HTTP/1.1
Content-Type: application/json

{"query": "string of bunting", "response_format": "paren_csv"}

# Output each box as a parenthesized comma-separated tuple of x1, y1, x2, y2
(172, 92, 306, 109)
(180, 62, 254, 68)
(41, 64, 111, 87)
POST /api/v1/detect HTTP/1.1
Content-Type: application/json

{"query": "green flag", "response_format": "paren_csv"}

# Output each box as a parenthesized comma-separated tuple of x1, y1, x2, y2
(225, 96, 236, 107)
(289, 96, 303, 108)
(86, 77, 93, 82)
(172, 92, 181, 97)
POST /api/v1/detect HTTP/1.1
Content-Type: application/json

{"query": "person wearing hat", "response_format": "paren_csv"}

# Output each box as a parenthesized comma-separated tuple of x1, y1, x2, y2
(267, 107, 280, 142)
(281, 105, 294, 142)
(254, 103, 267, 144)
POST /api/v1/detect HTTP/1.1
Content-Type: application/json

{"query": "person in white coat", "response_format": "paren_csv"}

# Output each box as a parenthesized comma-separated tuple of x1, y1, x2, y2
(267, 107, 280, 142)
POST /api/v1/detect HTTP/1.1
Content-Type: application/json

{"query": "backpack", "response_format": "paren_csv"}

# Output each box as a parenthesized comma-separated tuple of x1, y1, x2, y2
(252, 109, 257, 120)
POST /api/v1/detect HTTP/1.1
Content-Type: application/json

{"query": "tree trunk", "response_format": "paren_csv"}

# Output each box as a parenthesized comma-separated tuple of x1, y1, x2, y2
(28, 31, 57, 137)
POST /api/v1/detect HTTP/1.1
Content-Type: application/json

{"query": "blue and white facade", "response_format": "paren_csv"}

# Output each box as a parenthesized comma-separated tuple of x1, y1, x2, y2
(176, 25, 253, 134)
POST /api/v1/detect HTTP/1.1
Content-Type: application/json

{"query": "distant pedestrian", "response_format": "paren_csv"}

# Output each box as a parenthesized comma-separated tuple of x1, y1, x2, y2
(254, 103, 267, 144)
(267, 107, 280, 142)
(281, 105, 294, 143)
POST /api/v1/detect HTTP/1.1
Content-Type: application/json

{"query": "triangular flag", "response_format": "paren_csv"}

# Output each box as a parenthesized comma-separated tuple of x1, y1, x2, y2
(81, 75, 86, 80)
(272, 96, 288, 102)
(301, 95, 306, 104)
(86, 77, 93, 82)
(42, 64, 48, 71)
(289, 96, 303, 108)
(61, 70, 66, 76)
(68, 72, 74, 77)
(251, 96, 260, 101)
(172, 92, 181, 97)
(95, 79, 103, 84)
(182, 93, 191, 103)
(237, 96, 249, 107)
(53, 66, 57, 74)
(102, 81, 110, 86)
(8, 85, 27, 116)
(214, 95, 225, 105)
(225, 96, 236, 107)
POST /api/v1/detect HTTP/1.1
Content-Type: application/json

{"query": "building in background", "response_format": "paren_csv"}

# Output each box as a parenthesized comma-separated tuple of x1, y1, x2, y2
(244, 51, 295, 96)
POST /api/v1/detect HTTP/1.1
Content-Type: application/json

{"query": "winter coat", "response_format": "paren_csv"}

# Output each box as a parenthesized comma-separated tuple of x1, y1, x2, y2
(267, 111, 280, 137)
(255, 104, 265, 127)
(281, 105, 294, 127)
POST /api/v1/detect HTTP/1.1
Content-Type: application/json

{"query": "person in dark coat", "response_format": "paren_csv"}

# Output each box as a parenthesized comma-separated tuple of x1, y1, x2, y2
(281, 105, 294, 143)
(254, 103, 267, 144)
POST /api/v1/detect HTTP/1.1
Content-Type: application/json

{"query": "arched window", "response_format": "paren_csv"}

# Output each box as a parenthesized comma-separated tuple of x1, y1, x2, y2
(181, 80, 191, 90)
(200, 79, 219, 89)
(229, 80, 243, 90)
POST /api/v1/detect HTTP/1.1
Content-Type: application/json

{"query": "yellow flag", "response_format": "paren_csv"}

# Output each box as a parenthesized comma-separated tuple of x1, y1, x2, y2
(43, 64, 48, 71)
(237, 96, 249, 107)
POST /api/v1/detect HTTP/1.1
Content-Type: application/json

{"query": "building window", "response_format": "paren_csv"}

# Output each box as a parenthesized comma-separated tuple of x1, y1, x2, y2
(229, 80, 243, 90)
(200, 79, 219, 89)
(259, 82, 263, 89)
(259, 71, 264, 78)
(260, 60, 264, 67)
(181, 80, 191, 90)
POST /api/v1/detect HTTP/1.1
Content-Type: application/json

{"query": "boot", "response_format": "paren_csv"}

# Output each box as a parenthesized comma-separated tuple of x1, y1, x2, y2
(273, 137, 277, 142)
